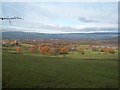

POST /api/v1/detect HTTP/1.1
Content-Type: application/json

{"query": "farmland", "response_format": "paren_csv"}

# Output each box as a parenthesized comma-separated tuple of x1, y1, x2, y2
(2, 39, 119, 88)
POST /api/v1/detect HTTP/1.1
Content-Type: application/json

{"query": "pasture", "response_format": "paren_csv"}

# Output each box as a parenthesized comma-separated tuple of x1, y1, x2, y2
(2, 46, 118, 88)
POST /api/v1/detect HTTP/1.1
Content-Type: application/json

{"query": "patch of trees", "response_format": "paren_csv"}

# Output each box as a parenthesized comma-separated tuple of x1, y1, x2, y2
(30, 45, 39, 53)
(78, 48, 85, 54)
(2, 40, 20, 47)
(39, 45, 69, 57)
(59, 47, 69, 57)
(100, 48, 115, 54)
(16, 47, 22, 54)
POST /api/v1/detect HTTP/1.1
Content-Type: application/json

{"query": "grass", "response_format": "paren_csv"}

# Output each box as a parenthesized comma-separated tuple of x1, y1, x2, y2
(68, 51, 118, 60)
(2, 50, 118, 88)
(0, 49, 2, 89)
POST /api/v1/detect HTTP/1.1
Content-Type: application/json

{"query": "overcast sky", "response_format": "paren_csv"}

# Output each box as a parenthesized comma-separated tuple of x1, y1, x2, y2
(1, 2, 118, 33)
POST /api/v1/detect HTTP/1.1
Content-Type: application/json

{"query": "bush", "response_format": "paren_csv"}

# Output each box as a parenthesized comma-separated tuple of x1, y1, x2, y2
(78, 48, 85, 54)
(30, 45, 39, 53)
(16, 47, 22, 54)
(100, 48, 115, 54)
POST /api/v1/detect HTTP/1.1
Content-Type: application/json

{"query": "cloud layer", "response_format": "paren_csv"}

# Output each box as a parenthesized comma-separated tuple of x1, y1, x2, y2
(1, 2, 118, 33)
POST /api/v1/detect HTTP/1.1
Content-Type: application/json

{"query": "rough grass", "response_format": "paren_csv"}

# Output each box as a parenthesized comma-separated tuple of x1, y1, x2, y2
(2, 51, 118, 88)
(68, 51, 118, 60)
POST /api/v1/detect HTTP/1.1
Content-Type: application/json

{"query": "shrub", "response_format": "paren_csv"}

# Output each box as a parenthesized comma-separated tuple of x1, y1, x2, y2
(100, 48, 115, 54)
(78, 48, 85, 54)
(40, 45, 50, 55)
(30, 45, 39, 53)
(16, 47, 22, 54)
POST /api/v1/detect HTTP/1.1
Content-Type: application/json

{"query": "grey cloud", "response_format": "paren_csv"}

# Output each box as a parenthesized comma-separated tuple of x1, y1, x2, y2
(79, 17, 98, 23)
(37, 23, 117, 33)
(6, 21, 117, 33)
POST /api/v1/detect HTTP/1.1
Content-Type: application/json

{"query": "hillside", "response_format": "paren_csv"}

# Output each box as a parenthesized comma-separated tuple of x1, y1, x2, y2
(2, 31, 119, 40)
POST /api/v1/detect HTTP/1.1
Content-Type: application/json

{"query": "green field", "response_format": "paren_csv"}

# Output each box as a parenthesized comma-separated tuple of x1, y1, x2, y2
(2, 48, 118, 88)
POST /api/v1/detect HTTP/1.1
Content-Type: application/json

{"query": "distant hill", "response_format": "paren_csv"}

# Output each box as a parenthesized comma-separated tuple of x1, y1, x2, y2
(2, 31, 119, 40)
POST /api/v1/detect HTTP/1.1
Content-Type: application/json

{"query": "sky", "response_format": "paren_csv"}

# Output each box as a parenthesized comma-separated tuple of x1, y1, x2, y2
(0, 2, 118, 34)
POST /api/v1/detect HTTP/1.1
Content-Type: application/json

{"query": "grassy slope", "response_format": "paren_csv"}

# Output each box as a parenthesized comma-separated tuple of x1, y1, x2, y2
(2, 51, 118, 88)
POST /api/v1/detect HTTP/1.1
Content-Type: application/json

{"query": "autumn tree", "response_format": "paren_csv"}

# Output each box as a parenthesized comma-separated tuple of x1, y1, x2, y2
(100, 48, 105, 52)
(59, 47, 69, 57)
(40, 45, 50, 55)
(100, 48, 115, 54)
(16, 47, 22, 54)
(30, 45, 39, 53)
(107, 48, 115, 54)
